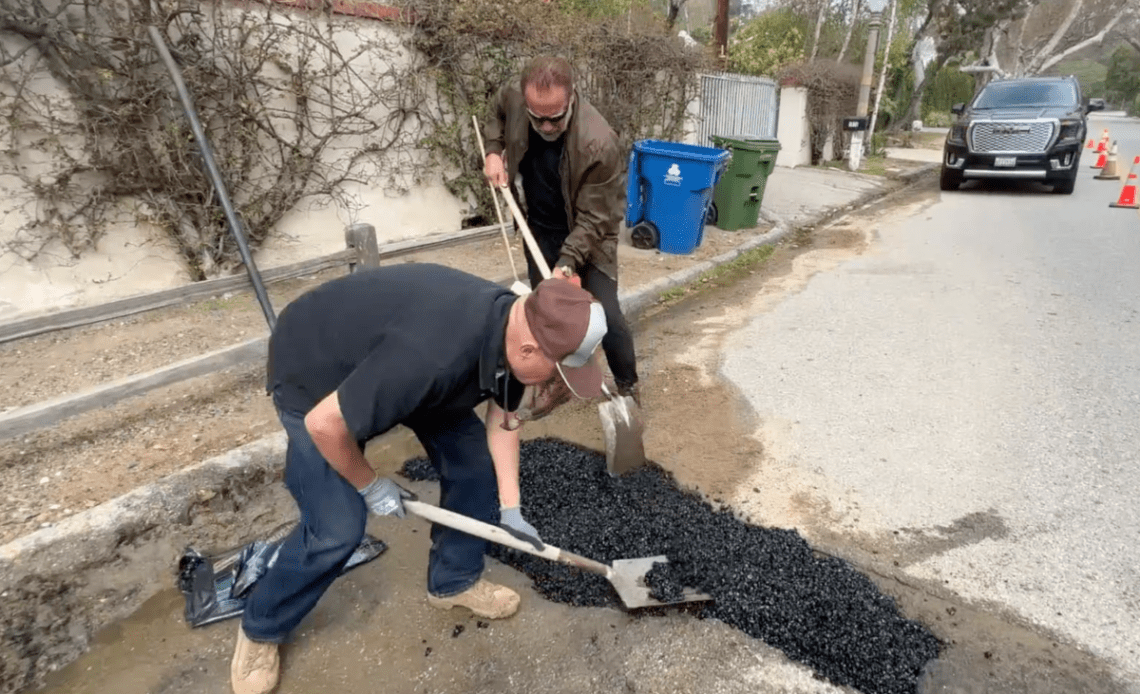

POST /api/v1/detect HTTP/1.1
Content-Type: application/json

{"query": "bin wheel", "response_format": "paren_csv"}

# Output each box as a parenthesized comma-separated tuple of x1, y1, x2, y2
(630, 222, 659, 250)
(706, 203, 718, 226)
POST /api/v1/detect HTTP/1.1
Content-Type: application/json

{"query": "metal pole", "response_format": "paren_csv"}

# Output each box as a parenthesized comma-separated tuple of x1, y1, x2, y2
(147, 26, 276, 331)
(848, 11, 882, 172)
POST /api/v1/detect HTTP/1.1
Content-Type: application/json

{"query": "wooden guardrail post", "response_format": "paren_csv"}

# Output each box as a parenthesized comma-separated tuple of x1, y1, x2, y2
(345, 223, 380, 273)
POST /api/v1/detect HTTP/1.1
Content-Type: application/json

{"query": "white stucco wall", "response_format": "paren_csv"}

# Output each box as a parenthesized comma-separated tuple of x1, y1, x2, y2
(776, 86, 811, 168)
(0, 8, 465, 320)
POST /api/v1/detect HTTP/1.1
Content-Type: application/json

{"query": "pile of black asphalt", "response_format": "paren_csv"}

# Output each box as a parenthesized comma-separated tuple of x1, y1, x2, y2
(401, 438, 941, 694)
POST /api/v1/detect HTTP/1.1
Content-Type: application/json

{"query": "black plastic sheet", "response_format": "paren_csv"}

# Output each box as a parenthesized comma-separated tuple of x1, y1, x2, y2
(177, 525, 387, 628)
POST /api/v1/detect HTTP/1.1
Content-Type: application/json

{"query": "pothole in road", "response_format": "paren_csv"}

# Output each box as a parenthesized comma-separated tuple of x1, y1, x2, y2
(402, 439, 941, 694)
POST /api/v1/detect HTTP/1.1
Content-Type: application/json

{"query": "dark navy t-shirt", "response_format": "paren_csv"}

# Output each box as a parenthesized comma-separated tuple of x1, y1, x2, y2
(520, 127, 570, 247)
(266, 264, 524, 443)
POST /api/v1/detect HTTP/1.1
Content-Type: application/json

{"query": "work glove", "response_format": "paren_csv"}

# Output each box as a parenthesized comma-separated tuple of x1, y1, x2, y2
(499, 506, 544, 551)
(359, 477, 414, 518)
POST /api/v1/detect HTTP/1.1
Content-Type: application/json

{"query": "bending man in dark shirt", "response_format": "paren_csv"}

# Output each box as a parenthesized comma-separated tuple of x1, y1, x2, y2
(482, 55, 640, 403)
(230, 263, 606, 694)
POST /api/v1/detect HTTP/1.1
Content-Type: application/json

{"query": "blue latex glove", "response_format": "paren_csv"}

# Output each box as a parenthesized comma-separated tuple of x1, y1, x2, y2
(359, 477, 413, 518)
(500, 506, 544, 551)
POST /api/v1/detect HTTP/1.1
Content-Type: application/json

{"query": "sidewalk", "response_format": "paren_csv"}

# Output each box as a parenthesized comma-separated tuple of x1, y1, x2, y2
(408, 164, 897, 303)
(0, 162, 922, 694)
(884, 147, 943, 164)
(885, 127, 947, 165)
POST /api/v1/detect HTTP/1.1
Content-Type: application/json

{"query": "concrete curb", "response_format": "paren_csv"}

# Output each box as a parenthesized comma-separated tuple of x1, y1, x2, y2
(619, 223, 793, 321)
(0, 170, 912, 693)
(0, 435, 289, 694)
(0, 434, 286, 572)
(896, 162, 939, 184)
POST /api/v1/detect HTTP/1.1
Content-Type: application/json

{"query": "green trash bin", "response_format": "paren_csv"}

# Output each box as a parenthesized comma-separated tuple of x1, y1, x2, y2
(708, 136, 781, 231)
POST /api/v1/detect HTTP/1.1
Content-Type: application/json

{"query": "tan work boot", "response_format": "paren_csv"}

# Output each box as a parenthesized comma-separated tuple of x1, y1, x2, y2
(427, 579, 520, 619)
(231, 624, 279, 694)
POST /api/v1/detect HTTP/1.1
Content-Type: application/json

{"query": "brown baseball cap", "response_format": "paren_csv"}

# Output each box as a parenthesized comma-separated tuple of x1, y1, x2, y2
(523, 279, 607, 399)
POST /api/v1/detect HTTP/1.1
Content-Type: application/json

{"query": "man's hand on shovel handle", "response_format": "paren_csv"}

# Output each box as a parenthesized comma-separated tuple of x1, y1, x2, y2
(552, 265, 581, 288)
(500, 506, 545, 551)
(484, 153, 508, 187)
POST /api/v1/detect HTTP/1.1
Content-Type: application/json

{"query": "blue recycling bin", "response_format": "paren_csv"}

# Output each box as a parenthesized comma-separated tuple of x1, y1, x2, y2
(625, 140, 731, 255)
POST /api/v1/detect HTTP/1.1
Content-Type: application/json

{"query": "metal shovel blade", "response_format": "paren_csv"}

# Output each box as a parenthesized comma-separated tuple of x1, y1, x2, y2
(599, 391, 646, 475)
(610, 555, 713, 609)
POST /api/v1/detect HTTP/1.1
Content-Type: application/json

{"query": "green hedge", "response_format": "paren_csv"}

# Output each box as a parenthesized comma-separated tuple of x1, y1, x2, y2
(922, 63, 975, 120)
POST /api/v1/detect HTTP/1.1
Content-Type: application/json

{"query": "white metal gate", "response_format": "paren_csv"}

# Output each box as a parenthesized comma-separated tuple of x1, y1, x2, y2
(697, 72, 779, 145)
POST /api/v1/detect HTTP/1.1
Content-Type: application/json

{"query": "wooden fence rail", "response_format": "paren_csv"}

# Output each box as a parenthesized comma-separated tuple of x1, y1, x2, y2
(0, 338, 269, 441)
(0, 224, 503, 345)
(0, 223, 511, 441)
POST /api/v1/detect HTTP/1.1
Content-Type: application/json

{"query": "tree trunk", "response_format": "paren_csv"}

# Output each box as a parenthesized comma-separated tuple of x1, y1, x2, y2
(715, 0, 729, 66)
(893, 52, 949, 132)
(809, 0, 827, 60)
(666, 0, 687, 31)
(867, 0, 896, 140)
(836, 0, 859, 63)
(973, 24, 1004, 91)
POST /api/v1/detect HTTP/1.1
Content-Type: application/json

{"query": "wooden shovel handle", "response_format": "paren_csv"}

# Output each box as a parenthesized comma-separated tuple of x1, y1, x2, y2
(403, 499, 612, 578)
(471, 116, 520, 282)
(496, 185, 552, 280)
(551, 548, 614, 577)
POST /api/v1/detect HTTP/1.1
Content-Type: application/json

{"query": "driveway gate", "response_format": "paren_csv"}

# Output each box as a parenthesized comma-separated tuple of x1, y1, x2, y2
(696, 72, 779, 144)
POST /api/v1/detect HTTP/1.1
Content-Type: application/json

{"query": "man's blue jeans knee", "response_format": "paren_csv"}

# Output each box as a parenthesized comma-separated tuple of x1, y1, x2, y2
(241, 400, 367, 642)
(412, 411, 500, 597)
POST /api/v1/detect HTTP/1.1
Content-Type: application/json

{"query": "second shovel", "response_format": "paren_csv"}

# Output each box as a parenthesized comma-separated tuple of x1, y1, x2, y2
(496, 184, 647, 475)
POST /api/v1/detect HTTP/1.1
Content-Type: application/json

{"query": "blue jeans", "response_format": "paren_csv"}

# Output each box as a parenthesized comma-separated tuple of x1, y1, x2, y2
(242, 398, 498, 642)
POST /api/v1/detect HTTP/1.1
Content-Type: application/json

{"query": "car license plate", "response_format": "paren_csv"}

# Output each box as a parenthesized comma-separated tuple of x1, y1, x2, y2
(994, 156, 1017, 167)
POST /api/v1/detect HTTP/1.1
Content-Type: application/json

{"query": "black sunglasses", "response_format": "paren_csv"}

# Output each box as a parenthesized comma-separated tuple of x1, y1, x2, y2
(526, 99, 573, 126)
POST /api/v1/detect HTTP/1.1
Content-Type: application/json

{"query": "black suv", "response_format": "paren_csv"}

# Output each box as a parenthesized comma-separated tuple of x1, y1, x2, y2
(940, 76, 1105, 194)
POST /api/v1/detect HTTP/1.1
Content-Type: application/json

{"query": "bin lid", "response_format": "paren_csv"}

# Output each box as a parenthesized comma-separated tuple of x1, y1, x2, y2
(709, 135, 782, 152)
(633, 139, 731, 163)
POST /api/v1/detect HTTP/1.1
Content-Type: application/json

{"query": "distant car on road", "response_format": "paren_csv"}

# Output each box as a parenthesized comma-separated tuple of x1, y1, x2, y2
(940, 76, 1105, 194)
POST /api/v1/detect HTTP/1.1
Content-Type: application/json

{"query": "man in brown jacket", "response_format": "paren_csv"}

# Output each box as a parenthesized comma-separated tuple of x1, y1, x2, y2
(482, 56, 639, 402)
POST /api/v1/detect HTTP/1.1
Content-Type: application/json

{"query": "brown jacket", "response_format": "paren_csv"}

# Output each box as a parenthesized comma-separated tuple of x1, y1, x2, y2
(482, 86, 623, 279)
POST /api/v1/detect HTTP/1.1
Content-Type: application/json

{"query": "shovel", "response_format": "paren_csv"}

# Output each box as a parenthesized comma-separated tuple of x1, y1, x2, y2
(493, 182, 647, 476)
(404, 499, 710, 609)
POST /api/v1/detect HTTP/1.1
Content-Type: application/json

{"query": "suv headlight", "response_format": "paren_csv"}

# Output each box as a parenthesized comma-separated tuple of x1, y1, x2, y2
(1057, 120, 1082, 143)
(948, 124, 967, 144)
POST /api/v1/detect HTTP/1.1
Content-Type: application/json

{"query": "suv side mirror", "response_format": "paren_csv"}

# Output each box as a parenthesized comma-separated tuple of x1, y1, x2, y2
(1086, 98, 1105, 113)
(950, 103, 965, 116)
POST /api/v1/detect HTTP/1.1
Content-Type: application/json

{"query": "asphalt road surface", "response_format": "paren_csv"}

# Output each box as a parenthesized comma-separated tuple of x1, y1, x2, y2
(721, 114, 1140, 688)
(36, 120, 1139, 694)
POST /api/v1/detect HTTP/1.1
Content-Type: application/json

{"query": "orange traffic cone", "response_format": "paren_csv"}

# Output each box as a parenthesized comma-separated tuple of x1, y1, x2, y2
(1095, 130, 1109, 153)
(1109, 157, 1140, 209)
(1095, 142, 1121, 180)
(1086, 138, 1095, 150)
(1090, 131, 1109, 168)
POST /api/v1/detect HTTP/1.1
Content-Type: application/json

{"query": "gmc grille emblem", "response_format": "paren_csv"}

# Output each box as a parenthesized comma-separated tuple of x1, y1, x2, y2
(993, 126, 1031, 135)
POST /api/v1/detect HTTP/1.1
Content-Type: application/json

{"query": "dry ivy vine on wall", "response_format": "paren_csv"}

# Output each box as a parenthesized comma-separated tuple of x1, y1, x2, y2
(779, 60, 860, 164)
(0, 0, 422, 279)
(0, 0, 706, 276)
(401, 0, 707, 225)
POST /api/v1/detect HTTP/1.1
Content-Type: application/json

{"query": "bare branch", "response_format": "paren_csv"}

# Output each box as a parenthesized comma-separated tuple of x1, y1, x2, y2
(1037, 6, 1126, 72)
(1024, 0, 1083, 73)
